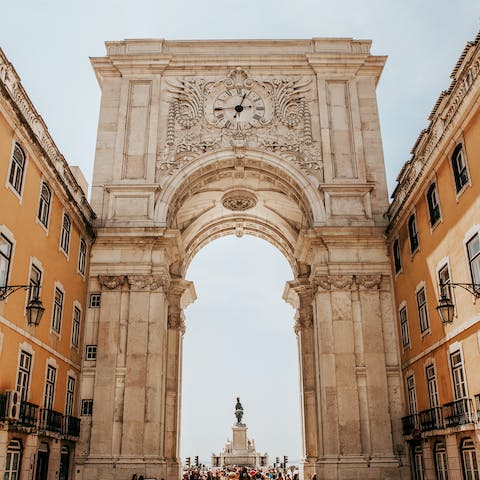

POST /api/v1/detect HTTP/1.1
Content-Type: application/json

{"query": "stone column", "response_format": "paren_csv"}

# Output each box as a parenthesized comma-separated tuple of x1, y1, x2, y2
(287, 279, 319, 480)
(164, 279, 194, 480)
(90, 275, 127, 459)
(314, 275, 364, 478)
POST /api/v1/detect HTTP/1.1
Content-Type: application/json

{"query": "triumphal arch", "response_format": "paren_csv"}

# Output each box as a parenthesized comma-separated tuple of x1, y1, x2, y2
(77, 38, 407, 479)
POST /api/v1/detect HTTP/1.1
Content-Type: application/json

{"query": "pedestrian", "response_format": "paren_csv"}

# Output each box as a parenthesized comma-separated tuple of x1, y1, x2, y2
(131, 475, 137, 480)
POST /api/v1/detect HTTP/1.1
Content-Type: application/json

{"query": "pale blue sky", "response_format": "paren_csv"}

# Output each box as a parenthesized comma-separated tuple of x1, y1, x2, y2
(1, 0, 479, 464)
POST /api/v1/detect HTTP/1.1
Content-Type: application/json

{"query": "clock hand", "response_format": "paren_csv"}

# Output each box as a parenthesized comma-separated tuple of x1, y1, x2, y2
(239, 93, 247, 107)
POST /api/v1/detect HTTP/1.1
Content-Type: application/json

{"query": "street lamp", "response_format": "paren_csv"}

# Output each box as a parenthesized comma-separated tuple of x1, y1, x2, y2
(436, 280, 480, 325)
(0, 285, 45, 326)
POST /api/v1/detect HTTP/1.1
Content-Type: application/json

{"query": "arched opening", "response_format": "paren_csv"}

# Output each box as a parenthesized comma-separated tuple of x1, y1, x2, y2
(181, 235, 302, 466)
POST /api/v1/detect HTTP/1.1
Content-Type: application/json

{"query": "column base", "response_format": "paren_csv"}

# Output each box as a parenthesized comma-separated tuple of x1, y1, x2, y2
(76, 456, 173, 480)
(303, 455, 409, 480)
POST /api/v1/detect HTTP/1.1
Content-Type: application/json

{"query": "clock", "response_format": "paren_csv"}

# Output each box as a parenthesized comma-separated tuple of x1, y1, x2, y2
(205, 84, 273, 130)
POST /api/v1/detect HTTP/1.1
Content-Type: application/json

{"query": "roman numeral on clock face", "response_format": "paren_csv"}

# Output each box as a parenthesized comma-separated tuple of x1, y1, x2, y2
(253, 114, 262, 121)
(216, 113, 224, 120)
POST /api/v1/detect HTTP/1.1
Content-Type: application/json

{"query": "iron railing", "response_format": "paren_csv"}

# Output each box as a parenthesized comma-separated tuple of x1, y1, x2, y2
(62, 415, 81, 437)
(443, 398, 475, 427)
(18, 401, 39, 428)
(419, 407, 444, 431)
(39, 408, 63, 433)
(401, 413, 420, 435)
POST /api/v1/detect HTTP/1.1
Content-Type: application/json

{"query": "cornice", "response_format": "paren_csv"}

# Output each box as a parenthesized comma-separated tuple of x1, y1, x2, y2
(0, 48, 96, 236)
(387, 32, 480, 231)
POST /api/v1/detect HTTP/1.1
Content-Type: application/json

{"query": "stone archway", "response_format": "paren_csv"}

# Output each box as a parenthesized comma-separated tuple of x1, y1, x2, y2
(77, 38, 408, 480)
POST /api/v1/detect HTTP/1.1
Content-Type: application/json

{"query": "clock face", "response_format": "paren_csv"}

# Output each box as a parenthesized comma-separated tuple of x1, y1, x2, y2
(206, 85, 273, 130)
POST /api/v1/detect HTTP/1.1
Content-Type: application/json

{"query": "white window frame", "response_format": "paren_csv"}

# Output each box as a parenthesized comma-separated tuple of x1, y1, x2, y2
(6, 142, 27, 202)
(399, 302, 410, 349)
(466, 232, 480, 290)
(77, 238, 87, 277)
(51, 283, 65, 336)
(393, 236, 402, 275)
(71, 302, 81, 349)
(59, 211, 71, 256)
(416, 283, 430, 335)
(65, 375, 75, 416)
(85, 344, 97, 361)
(434, 442, 449, 480)
(0, 232, 14, 289)
(37, 180, 52, 231)
(43, 362, 57, 410)
(408, 212, 420, 255)
(407, 374, 417, 414)
(413, 444, 425, 480)
(425, 364, 439, 408)
(89, 293, 101, 308)
(4, 439, 22, 480)
(450, 349, 468, 400)
(425, 181, 442, 228)
(16, 349, 32, 402)
(461, 438, 479, 480)
(451, 142, 471, 197)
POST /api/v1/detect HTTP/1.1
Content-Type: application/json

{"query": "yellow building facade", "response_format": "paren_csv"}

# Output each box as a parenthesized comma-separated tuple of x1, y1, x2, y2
(0, 49, 95, 480)
(388, 33, 480, 479)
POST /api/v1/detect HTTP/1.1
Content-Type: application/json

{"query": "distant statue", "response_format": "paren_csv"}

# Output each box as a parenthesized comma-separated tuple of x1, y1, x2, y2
(235, 397, 244, 424)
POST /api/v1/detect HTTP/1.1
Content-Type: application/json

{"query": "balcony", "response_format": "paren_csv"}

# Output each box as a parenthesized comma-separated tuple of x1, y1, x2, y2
(62, 415, 81, 437)
(443, 398, 475, 427)
(39, 408, 63, 434)
(419, 407, 444, 431)
(18, 401, 39, 428)
(402, 413, 419, 435)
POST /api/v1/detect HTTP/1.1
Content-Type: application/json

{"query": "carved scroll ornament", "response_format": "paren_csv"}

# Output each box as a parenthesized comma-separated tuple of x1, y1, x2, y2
(315, 274, 383, 291)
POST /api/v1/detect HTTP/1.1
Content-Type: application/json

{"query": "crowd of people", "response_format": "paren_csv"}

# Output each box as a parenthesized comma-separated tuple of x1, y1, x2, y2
(182, 465, 301, 480)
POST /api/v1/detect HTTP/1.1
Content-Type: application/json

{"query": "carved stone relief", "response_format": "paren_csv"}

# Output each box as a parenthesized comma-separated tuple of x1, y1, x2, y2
(158, 68, 322, 177)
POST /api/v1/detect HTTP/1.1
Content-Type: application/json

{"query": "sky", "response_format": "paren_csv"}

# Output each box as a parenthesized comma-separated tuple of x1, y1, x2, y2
(1, 0, 479, 465)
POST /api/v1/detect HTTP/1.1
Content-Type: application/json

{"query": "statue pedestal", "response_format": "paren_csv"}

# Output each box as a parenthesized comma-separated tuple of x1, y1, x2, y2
(211, 423, 267, 467)
(232, 424, 247, 451)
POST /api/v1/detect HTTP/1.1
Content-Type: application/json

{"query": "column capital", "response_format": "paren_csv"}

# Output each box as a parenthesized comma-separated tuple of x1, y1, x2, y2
(98, 274, 127, 290)
(127, 274, 169, 291)
(167, 279, 196, 332)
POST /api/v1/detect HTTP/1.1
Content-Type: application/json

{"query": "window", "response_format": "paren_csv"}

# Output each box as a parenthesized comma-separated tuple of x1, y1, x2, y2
(426, 183, 441, 226)
(28, 264, 42, 302)
(43, 365, 56, 410)
(0, 234, 13, 288)
(408, 214, 419, 253)
(475, 394, 480, 423)
(8, 144, 26, 195)
(416, 287, 430, 334)
(434, 442, 449, 480)
(85, 345, 97, 361)
(438, 264, 453, 300)
(4, 439, 22, 480)
(467, 234, 480, 292)
(89, 293, 101, 308)
(71, 306, 81, 348)
(60, 213, 71, 254)
(65, 376, 75, 416)
(16, 350, 32, 402)
(78, 239, 87, 275)
(81, 399, 93, 416)
(426, 364, 439, 408)
(461, 438, 479, 480)
(393, 238, 402, 273)
(51, 287, 64, 334)
(451, 351, 467, 400)
(37, 182, 51, 227)
(400, 306, 410, 349)
(412, 444, 425, 480)
(407, 375, 417, 414)
(451, 145, 469, 193)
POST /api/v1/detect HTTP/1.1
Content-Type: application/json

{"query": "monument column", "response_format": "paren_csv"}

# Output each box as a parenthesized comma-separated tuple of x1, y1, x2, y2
(164, 279, 195, 480)
(287, 279, 319, 480)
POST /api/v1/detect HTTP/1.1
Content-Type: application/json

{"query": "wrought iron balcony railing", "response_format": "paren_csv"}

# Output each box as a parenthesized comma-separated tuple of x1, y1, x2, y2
(18, 401, 39, 428)
(443, 398, 475, 427)
(62, 415, 81, 437)
(401, 413, 420, 435)
(0, 393, 6, 419)
(39, 408, 63, 433)
(419, 407, 444, 431)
